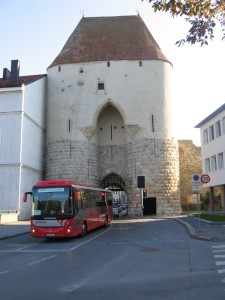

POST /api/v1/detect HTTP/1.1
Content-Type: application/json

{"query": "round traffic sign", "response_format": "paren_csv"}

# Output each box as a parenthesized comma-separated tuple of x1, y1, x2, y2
(201, 174, 210, 184)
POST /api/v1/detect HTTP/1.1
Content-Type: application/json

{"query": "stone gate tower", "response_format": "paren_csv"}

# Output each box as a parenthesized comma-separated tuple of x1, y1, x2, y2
(46, 15, 182, 216)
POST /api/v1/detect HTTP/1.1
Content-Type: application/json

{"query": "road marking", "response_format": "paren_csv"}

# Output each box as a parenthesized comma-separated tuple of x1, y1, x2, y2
(69, 225, 112, 250)
(0, 270, 10, 275)
(0, 226, 112, 253)
(213, 249, 225, 253)
(218, 269, 225, 274)
(216, 261, 225, 266)
(212, 245, 225, 249)
(214, 255, 225, 259)
(28, 255, 58, 266)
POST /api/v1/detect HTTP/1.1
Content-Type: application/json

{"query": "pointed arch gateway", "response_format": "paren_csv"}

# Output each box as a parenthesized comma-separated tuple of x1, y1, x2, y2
(101, 173, 126, 190)
(97, 103, 126, 146)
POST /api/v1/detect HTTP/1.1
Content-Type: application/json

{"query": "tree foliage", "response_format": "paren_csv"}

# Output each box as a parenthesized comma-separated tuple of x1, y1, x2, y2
(142, 0, 225, 46)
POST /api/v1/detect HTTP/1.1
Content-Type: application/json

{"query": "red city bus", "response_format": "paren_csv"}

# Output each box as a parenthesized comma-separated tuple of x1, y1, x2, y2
(23, 180, 113, 238)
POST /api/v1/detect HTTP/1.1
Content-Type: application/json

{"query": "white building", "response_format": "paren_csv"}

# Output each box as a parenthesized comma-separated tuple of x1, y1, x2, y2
(195, 103, 225, 209)
(0, 60, 46, 220)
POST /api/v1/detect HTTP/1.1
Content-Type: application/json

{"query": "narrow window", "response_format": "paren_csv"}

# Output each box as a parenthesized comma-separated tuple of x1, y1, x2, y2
(205, 158, 211, 173)
(151, 115, 155, 132)
(139, 61, 142, 67)
(107, 62, 110, 67)
(98, 82, 104, 90)
(222, 117, 225, 134)
(203, 129, 208, 144)
(215, 120, 221, 138)
(211, 155, 217, 171)
(68, 119, 71, 132)
(218, 153, 224, 170)
(58, 66, 61, 72)
(209, 125, 214, 141)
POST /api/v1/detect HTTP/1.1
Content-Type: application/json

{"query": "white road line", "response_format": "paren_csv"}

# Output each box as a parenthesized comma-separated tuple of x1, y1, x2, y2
(0, 270, 10, 275)
(69, 225, 112, 251)
(213, 249, 225, 253)
(218, 269, 225, 274)
(214, 255, 225, 259)
(212, 245, 225, 249)
(0, 226, 112, 253)
(28, 255, 58, 266)
(17, 243, 41, 250)
(216, 261, 225, 266)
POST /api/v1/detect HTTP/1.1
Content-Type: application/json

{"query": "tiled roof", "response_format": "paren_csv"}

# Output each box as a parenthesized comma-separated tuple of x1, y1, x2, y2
(195, 103, 225, 128)
(0, 74, 46, 88)
(49, 15, 170, 68)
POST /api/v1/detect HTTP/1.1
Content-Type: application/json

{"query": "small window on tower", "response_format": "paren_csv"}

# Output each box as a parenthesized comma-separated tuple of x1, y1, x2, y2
(98, 82, 104, 90)
(107, 62, 110, 67)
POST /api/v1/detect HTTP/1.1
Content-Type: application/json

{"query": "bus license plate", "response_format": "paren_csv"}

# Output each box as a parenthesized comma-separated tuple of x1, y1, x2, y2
(46, 233, 55, 237)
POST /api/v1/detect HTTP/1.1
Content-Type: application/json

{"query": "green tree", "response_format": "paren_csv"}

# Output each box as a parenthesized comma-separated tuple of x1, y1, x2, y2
(142, 0, 225, 46)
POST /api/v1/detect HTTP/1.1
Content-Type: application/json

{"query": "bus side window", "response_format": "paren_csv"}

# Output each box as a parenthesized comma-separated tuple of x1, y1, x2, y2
(73, 191, 79, 213)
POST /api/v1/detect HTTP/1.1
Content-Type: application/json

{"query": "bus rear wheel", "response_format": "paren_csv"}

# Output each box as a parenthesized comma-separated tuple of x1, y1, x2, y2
(104, 216, 108, 228)
(81, 222, 87, 237)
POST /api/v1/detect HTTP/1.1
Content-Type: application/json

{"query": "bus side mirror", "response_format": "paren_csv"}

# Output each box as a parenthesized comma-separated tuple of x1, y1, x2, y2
(23, 192, 33, 202)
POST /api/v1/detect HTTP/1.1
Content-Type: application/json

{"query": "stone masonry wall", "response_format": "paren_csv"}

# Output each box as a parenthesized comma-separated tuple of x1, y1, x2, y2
(126, 138, 182, 216)
(45, 139, 99, 185)
(178, 140, 202, 208)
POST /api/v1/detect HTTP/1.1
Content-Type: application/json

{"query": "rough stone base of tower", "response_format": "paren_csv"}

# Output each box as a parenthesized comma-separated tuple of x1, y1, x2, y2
(126, 138, 182, 217)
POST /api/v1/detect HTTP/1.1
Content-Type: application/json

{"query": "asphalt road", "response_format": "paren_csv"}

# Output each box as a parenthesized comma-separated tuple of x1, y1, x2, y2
(0, 218, 225, 300)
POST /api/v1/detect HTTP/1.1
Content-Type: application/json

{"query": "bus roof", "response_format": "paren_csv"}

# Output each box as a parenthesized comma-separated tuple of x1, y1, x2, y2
(33, 180, 112, 192)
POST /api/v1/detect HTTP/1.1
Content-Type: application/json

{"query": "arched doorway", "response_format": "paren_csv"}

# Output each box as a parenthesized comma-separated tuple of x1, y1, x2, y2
(101, 173, 128, 217)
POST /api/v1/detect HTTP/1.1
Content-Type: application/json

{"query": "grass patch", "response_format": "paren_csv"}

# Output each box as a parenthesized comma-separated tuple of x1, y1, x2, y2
(195, 214, 225, 222)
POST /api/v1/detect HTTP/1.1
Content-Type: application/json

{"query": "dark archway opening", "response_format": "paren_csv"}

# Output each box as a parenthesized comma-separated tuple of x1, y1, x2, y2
(101, 173, 128, 217)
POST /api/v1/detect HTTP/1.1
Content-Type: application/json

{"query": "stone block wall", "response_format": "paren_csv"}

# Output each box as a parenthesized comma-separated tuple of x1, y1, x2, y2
(178, 140, 202, 208)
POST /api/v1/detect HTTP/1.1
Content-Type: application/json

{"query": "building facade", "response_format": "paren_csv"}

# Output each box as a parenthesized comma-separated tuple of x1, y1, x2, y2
(46, 16, 182, 216)
(0, 60, 46, 220)
(195, 103, 225, 209)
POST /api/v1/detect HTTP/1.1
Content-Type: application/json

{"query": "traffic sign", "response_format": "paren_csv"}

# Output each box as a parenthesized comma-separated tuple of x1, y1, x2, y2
(192, 174, 202, 193)
(201, 174, 210, 184)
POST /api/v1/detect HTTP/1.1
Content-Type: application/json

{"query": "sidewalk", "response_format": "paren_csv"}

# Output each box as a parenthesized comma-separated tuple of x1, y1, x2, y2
(175, 215, 225, 242)
(0, 221, 30, 240)
(1, 216, 225, 241)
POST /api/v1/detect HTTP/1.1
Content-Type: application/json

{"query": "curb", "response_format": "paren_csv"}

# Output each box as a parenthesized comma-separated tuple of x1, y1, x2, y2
(175, 218, 212, 241)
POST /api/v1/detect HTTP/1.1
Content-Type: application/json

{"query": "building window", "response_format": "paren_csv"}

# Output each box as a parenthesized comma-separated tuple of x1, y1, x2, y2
(203, 129, 208, 144)
(98, 82, 104, 90)
(139, 61, 142, 67)
(218, 152, 224, 170)
(222, 117, 225, 134)
(107, 62, 110, 67)
(215, 120, 221, 138)
(211, 155, 217, 171)
(205, 158, 211, 173)
(209, 125, 214, 141)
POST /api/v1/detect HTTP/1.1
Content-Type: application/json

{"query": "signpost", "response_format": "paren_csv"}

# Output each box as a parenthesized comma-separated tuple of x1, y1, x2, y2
(192, 173, 210, 232)
(192, 174, 202, 231)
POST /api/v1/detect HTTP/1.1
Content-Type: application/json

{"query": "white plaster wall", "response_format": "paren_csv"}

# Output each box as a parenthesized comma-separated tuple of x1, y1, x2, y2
(23, 77, 46, 127)
(0, 88, 23, 112)
(47, 60, 174, 144)
(19, 166, 43, 220)
(0, 166, 20, 211)
(0, 113, 22, 163)
(21, 77, 46, 170)
(200, 109, 225, 187)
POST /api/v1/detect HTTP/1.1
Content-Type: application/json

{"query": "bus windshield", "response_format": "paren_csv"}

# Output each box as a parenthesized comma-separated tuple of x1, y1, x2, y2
(32, 186, 73, 218)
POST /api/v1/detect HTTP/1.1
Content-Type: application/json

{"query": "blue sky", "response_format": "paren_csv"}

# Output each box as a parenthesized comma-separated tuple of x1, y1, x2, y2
(1, 0, 225, 145)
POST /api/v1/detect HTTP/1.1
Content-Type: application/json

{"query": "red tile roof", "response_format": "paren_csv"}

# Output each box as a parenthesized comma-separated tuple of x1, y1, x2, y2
(0, 74, 46, 88)
(49, 15, 170, 68)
